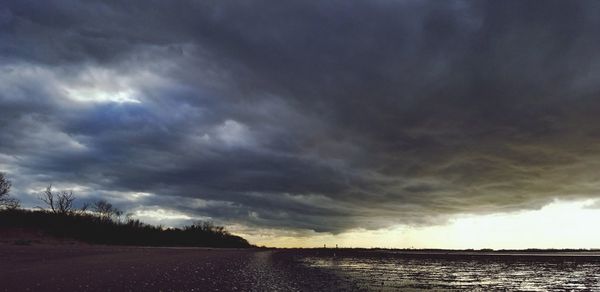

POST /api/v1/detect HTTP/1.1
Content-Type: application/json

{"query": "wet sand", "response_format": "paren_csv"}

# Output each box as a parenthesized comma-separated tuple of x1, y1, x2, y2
(5, 245, 600, 291)
(0, 245, 354, 292)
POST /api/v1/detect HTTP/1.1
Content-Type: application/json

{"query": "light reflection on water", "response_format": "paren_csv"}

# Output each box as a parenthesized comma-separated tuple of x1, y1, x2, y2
(303, 253, 600, 291)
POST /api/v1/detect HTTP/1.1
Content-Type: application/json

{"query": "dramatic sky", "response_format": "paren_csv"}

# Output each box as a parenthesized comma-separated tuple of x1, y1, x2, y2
(3, 0, 600, 248)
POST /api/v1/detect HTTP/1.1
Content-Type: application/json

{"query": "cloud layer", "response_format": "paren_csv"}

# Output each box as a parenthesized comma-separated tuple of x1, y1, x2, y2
(3, 0, 600, 233)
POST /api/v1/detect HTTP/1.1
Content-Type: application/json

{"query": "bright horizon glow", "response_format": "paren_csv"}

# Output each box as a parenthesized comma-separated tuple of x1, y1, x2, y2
(238, 199, 600, 249)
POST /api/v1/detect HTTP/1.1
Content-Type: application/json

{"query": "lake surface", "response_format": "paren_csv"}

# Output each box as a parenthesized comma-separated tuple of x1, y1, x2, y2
(301, 251, 600, 291)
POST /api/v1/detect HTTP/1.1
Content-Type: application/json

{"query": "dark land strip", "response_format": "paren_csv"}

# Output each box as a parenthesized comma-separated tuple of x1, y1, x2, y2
(0, 245, 356, 292)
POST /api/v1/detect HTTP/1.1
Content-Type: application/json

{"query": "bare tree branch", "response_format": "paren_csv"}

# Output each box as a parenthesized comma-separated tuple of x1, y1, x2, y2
(0, 173, 10, 198)
(38, 185, 76, 214)
(0, 173, 20, 210)
(92, 199, 122, 219)
(39, 185, 56, 213)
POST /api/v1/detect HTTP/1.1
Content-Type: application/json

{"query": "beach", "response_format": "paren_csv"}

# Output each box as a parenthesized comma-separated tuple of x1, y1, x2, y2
(4, 245, 600, 291)
(0, 245, 353, 291)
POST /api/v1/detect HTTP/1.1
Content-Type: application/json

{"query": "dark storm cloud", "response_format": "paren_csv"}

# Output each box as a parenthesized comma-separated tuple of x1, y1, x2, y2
(3, 0, 600, 233)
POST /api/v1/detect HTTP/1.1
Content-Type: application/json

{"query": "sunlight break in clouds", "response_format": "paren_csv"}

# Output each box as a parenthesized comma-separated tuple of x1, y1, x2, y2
(244, 200, 600, 249)
(64, 87, 140, 104)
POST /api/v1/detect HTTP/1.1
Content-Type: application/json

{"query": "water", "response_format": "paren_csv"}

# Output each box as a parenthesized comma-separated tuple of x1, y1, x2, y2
(302, 252, 600, 291)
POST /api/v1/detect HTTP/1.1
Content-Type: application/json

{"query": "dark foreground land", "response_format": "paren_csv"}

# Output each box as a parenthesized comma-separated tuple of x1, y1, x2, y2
(0, 245, 354, 292)
(5, 246, 600, 291)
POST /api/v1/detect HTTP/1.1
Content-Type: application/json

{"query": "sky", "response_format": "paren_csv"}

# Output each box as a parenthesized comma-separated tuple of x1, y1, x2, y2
(3, 0, 600, 248)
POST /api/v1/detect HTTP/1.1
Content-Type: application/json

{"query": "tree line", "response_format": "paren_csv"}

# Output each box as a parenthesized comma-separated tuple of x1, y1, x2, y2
(0, 173, 251, 248)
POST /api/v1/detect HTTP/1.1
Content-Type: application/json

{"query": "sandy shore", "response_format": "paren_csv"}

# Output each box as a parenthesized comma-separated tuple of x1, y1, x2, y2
(5, 245, 600, 291)
(0, 245, 355, 292)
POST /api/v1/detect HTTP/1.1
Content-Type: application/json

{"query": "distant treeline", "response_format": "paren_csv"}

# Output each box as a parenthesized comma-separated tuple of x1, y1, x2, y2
(0, 173, 252, 248)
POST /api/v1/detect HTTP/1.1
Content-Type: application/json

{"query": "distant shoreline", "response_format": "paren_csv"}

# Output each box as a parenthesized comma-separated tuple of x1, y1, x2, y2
(5, 236, 600, 257)
(274, 248, 600, 259)
(278, 247, 600, 252)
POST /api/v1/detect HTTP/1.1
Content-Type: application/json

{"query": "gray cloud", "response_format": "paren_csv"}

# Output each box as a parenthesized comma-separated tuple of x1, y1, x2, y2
(2, 0, 600, 234)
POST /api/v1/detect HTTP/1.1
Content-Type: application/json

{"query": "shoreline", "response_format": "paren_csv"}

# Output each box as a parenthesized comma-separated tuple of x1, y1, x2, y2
(4, 244, 600, 291)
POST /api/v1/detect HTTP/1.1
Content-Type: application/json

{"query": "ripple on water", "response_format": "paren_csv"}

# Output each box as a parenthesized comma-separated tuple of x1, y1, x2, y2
(303, 254, 600, 291)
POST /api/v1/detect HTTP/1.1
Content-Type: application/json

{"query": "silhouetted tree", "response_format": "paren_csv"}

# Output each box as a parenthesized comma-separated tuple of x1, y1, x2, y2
(0, 173, 19, 209)
(38, 185, 76, 214)
(0, 173, 10, 198)
(185, 221, 227, 235)
(80, 202, 90, 213)
(92, 199, 123, 219)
